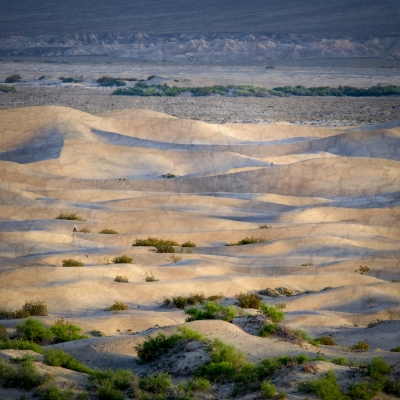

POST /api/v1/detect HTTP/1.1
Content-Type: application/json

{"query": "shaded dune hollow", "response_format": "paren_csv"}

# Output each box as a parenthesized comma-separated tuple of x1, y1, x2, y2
(0, 106, 399, 376)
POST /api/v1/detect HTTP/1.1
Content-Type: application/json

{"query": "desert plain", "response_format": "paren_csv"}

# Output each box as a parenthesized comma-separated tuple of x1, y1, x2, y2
(0, 59, 399, 399)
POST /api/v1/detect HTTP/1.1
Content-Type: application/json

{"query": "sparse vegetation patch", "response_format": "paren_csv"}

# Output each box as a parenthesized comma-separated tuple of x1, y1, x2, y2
(62, 259, 85, 267)
(226, 236, 266, 246)
(112, 255, 133, 264)
(105, 301, 129, 311)
(114, 275, 129, 283)
(0, 84, 16, 92)
(99, 228, 118, 234)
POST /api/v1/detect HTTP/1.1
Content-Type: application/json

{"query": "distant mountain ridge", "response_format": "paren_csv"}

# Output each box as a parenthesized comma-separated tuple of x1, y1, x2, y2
(1, 32, 399, 61)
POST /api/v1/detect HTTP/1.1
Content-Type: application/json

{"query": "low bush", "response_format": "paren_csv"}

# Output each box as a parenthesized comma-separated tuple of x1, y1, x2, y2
(93, 368, 135, 390)
(0, 339, 43, 353)
(133, 237, 179, 247)
(258, 303, 285, 323)
(0, 84, 16, 92)
(97, 76, 126, 87)
(162, 172, 177, 178)
(144, 272, 159, 282)
(350, 340, 370, 351)
(39, 386, 76, 400)
(155, 243, 175, 253)
(112, 255, 133, 264)
(348, 381, 378, 400)
(259, 225, 272, 229)
(105, 301, 128, 311)
(235, 292, 262, 308)
(185, 301, 239, 322)
(164, 292, 223, 309)
(296, 354, 310, 364)
(55, 212, 85, 221)
(15, 318, 54, 344)
(5, 74, 21, 83)
(91, 330, 105, 337)
(50, 318, 88, 343)
(260, 323, 277, 337)
(78, 227, 91, 233)
(226, 236, 266, 246)
(292, 328, 319, 346)
(185, 377, 211, 392)
(332, 357, 352, 366)
(43, 348, 93, 374)
(298, 370, 343, 400)
(114, 275, 129, 283)
(139, 372, 172, 394)
(317, 336, 337, 346)
(99, 229, 118, 234)
(260, 380, 276, 398)
(358, 265, 371, 274)
(62, 259, 85, 267)
(169, 255, 182, 263)
(181, 241, 196, 247)
(21, 300, 48, 316)
(97, 380, 125, 400)
(199, 361, 236, 383)
(60, 77, 83, 83)
(0, 325, 7, 339)
(147, 75, 156, 80)
(391, 345, 400, 352)
(135, 326, 204, 362)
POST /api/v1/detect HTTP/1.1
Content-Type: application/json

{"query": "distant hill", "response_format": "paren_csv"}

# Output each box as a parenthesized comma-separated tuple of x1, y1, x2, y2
(0, 0, 399, 39)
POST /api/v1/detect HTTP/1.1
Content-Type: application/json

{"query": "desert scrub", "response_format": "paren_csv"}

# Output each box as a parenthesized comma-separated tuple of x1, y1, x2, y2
(90, 330, 105, 337)
(260, 323, 277, 337)
(15, 318, 54, 344)
(258, 303, 285, 323)
(0, 84, 16, 92)
(5, 74, 21, 83)
(97, 76, 126, 87)
(298, 370, 343, 400)
(55, 212, 85, 221)
(105, 301, 129, 311)
(259, 225, 272, 229)
(357, 265, 370, 274)
(112, 255, 133, 264)
(235, 292, 262, 308)
(349, 340, 370, 351)
(78, 226, 91, 233)
(133, 237, 179, 247)
(139, 372, 172, 394)
(50, 318, 88, 343)
(144, 272, 159, 282)
(169, 255, 182, 263)
(291, 328, 320, 346)
(391, 345, 400, 352)
(317, 336, 337, 346)
(43, 348, 93, 374)
(260, 380, 276, 398)
(182, 377, 211, 392)
(99, 228, 118, 234)
(0, 339, 43, 354)
(38, 387, 77, 400)
(162, 172, 177, 178)
(135, 326, 204, 362)
(163, 292, 223, 309)
(114, 275, 129, 283)
(185, 301, 239, 322)
(62, 259, 85, 267)
(181, 241, 196, 247)
(226, 236, 266, 246)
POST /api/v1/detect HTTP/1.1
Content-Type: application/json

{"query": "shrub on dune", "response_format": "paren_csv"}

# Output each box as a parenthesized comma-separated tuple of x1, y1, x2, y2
(185, 301, 239, 322)
(55, 212, 86, 221)
(50, 318, 88, 343)
(235, 292, 262, 308)
(112, 255, 133, 264)
(226, 236, 266, 246)
(62, 259, 85, 267)
(99, 229, 118, 234)
(105, 301, 128, 311)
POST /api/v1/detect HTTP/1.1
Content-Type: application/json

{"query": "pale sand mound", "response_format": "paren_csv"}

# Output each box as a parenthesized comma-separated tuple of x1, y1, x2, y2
(0, 106, 399, 386)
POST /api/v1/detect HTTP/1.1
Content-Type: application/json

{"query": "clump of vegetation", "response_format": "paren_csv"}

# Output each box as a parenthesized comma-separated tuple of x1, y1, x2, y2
(260, 380, 277, 398)
(15, 318, 54, 344)
(147, 75, 156, 80)
(0, 325, 7, 340)
(62, 259, 85, 267)
(50, 318, 88, 343)
(181, 241, 196, 247)
(99, 228, 118, 234)
(114, 275, 129, 283)
(5, 74, 21, 83)
(0, 84, 16, 92)
(144, 272, 159, 282)
(301, 262, 314, 266)
(291, 328, 320, 346)
(357, 265, 371, 274)
(259, 225, 272, 229)
(59, 76, 83, 83)
(298, 370, 343, 400)
(43, 348, 92, 374)
(0, 300, 48, 320)
(38, 386, 78, 400)
(79, 226, 91, 233)
(134, 237, 179, 246)
(162, 172, 177, 178)
(139, 372, 171, 394)
(391, 345, 400, 352)
(97, 76, 126, 87)
(226, 236, 266, 246)
(55, 212, 86, 221)
(91, 330, 105, 337)
(260, 323, 277, 337)
(163, 292, 223, 309)
(185, 301, 239, 322)
(112, 255, 133, 264)
(317, 336, 337, 346)
(169, 255, 182, 263)
(349, 340, 370, 351)
(105, 301, 129, 311)
(258, 303, 285, 323)
(235, 292, 262, 308)
(0, 339, 43, 354)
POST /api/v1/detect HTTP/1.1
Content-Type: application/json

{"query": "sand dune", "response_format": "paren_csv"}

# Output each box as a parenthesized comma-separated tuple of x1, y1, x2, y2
(0, 106, 399, 399)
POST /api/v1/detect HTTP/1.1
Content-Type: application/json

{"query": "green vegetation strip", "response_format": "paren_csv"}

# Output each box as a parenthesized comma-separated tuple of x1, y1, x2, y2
(113, 84, 400, 97)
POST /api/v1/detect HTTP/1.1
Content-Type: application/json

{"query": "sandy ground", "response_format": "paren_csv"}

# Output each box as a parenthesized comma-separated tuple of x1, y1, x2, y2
(0, 104, 399, 398)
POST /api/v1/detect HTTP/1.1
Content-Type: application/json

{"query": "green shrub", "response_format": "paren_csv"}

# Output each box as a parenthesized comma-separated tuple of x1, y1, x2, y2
(181, 241, 196, 247)
(185, 301, 239, 322)
(169, 255, 182, 263)
(350, 341, 370, 351)
(5, 74, 21, 83)
(185, 377, 211, 392)
(260, 323, 277, 337)
(99, 229, 118, 234)
(144, 272, 159, 282)
(55, 212, 85, 221)
(291, 328, 319, 346)
(43, 348, 93, 374)
(235, 292, 262, 308)
(332, 357, 352, 366)
(0, 339, 43, 353)
(0, 84, 16, 93)
(39, 386, 75, 400)
(114, 275, 129, 283)
(317, 336, 337, 346)
(208, 338, 247, 368)
(199, 361, 236, 383)
(296, 354, 310, 364)
(0, 325, 7, 339)
(60, 77, 83, 83)
(162, 172, 177, 178)
(105, 301, 128, 311)
(62, 259, 85, 267)
(97, 76, 126, 87)
(260, 380, 276, 398)
(258, 303, 285, 323)
(139, 372, 172, 394)
(97, 380, 125, 400)
(93, 368, 135, 390)
(165, 291, 223, 309)
(133, 237, 179, 247)
(259, 225, 272, 229)
(16, 318, 54, 344)
(90, 330, 105, 337)
(112, 255, 133, 264)
(78, 226, 91, 233)
(298, 370, 344, 400)
(135, 326, 203, 362)
(50, 318, 88, 343)
(147, 75, 156, 80)
(226, 236, 265, 246)
(391, 345, 400, 352)
(348, 382, 378, 400)
(155, 243, 175, 253)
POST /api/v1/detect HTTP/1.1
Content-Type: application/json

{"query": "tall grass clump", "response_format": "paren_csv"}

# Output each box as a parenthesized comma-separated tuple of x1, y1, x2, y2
(55, 212, 85, 221)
